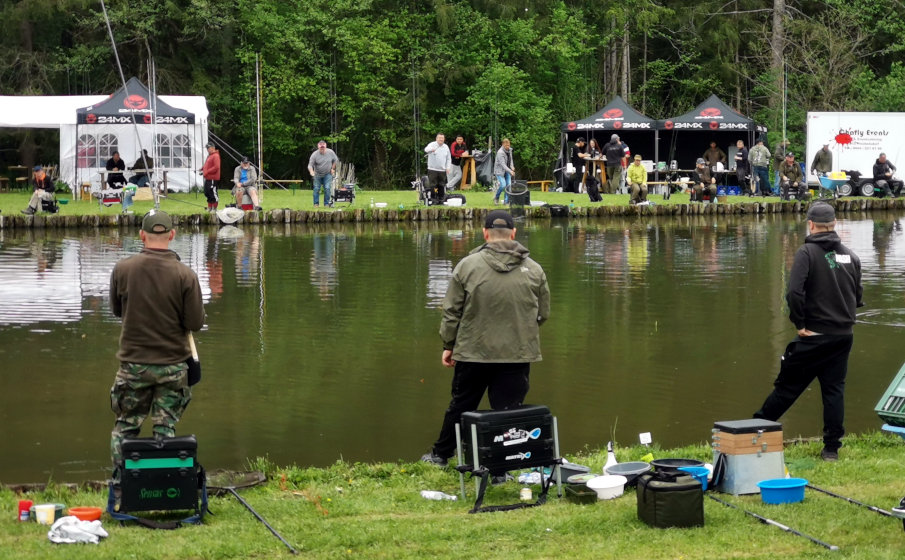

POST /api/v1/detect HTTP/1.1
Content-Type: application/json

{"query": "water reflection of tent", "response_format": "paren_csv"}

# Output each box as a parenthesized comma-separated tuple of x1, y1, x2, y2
(558, 96, 658, 190)
(659, 94, 767, 171)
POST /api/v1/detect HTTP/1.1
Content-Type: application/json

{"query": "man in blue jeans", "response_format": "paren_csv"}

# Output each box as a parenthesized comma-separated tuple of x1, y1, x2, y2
(308, 140, 339, 207)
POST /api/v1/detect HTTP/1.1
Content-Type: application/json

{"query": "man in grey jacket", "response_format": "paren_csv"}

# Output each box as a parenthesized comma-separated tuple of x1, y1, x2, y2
(232, 157, 261, 211)
(421, 210, 550, 467)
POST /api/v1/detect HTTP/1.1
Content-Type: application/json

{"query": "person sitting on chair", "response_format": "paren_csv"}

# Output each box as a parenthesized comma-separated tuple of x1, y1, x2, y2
(780, 152, 808, 201)
(691, 158, 717, 202)
(872, 153, 902, 197)
(232, 157, 262, 211)
(128, 149, 153, 188)
(106, 151, 127, 189)
(627, 154, 648, 205)
(20, 165, 55, 215)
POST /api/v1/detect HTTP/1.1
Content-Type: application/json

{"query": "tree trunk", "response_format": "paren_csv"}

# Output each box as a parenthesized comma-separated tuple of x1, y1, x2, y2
(771, 0, 785, 127)
(622, 22, 630, 100)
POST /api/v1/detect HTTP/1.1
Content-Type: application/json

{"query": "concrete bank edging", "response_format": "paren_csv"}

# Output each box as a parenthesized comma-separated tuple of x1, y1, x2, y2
(2, 199, 903, 229)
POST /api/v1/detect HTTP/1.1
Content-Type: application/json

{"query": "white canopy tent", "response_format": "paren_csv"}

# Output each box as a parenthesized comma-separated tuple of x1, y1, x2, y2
(0, 77, 208, 193)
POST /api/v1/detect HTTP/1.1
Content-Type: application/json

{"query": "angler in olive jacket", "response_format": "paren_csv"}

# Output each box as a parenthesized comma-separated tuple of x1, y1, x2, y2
(422, 210, 550, 465)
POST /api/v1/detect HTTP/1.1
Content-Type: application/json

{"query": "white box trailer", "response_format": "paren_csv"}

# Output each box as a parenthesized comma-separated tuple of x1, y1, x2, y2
(806, 112, 905, 186)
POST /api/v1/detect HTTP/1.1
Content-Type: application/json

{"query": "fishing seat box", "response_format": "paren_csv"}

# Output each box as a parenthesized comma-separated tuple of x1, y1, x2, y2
(460, 405, 556, 473)
(636, 473, 704, 528)
(712, 419, 785, 496)
(120, 435, 201, 513)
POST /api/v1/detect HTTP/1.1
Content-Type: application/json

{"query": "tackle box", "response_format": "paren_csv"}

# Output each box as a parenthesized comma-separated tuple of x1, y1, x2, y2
(875, 361, 905, 427)
(460, 405, 556, 472)
(712, 419, 783, 455)
(120, 435, 201, 513)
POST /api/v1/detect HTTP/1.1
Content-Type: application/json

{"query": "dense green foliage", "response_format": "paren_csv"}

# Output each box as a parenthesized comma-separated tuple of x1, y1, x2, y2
(2, 0, 904, 186)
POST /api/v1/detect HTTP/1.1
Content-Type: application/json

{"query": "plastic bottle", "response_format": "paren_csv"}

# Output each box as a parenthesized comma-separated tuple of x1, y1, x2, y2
(604, 441, 618, 473)
(420, 490, 457, 501)
(370, 197, 375, 208)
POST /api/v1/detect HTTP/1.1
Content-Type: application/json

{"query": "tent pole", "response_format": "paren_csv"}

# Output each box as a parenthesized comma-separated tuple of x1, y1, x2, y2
(654, 130, 659, 183)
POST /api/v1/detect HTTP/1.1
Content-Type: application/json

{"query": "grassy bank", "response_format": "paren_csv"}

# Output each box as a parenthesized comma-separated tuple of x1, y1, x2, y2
(4, 432, 905, 559)
(3, 189, 905, 230)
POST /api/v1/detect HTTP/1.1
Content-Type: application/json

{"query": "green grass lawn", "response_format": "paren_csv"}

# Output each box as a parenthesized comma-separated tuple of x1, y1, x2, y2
(3, 433, 905, 559)
(0, 187, 824, 219)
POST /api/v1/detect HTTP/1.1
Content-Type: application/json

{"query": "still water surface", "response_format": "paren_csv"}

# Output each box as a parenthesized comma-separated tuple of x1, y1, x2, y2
(2, 213, 904, 483)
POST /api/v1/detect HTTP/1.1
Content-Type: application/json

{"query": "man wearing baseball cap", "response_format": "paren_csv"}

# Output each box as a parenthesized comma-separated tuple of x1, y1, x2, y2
(308, 140, 339, 207)
(780, 151, 808, 201)
(421, 210, 550, 472)
(108, 209, 205, 486)
(754, 202, 863, 462)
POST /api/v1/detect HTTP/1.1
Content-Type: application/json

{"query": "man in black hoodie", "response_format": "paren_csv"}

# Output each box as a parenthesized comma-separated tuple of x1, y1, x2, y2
(753, 203, 863, 462)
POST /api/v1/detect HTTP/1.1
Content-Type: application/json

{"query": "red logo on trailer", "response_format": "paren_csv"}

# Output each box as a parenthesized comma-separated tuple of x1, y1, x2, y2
(86, 114, 97, 124)
(700, 108, 721, 118)
(124, 95, 149, 110)
(603, 109, 624, 119)
(835, 132, 853, 145)
(567, 122, 577, 131)
(709, 121, 719, 130)
(664, 121, 674, 130)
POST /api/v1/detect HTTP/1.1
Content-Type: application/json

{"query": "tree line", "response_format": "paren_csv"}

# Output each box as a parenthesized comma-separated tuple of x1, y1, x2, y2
(1, 0, 902, 188)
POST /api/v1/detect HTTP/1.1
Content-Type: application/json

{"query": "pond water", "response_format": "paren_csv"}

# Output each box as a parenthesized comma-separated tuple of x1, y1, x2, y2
(2, 212, 904, 483)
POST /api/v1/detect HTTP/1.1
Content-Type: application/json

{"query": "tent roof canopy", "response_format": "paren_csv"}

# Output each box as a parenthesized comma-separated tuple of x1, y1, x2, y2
(561, 95, 656, 133)
(660, 94, 766, 133)
(76, 77, 195, 125)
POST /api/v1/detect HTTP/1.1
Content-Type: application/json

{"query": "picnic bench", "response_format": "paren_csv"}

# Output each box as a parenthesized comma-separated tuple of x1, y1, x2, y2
(526, 180, 553, 192)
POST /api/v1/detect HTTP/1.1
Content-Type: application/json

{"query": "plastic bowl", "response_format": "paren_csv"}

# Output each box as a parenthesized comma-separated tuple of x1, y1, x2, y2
(374, 202, 388, 208)
(605, 461, 652, 487)
(758, 478, 808, 504)
(678, 466, 711, 491)
(58, 199, 69, 205)
(30, 503, 65, 523)
(650, 458, 705, 475)
(585, 475, 628, 500)
(68, 506, 103, 521)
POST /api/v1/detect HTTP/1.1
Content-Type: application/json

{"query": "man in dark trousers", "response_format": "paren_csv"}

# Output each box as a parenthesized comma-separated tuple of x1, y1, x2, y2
(753, 202, 863, 462)
(109, 210, 206, 484)
(603, 134, 625, 194)
(872, 152, 902, 197)
(568, 137, 588, 193)
(421, 210, 550, 471)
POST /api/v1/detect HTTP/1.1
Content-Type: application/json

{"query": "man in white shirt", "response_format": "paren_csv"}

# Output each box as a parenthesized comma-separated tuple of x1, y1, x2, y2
(424, 133, 451, 204)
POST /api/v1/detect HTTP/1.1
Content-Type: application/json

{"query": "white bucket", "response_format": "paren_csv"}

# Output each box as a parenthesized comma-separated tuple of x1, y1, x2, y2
(586, 475, 627, 500)
(34, 503, 56, 525)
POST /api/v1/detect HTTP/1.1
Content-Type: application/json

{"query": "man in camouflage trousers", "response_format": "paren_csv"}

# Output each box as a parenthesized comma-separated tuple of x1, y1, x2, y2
(109, 210, 205, 478)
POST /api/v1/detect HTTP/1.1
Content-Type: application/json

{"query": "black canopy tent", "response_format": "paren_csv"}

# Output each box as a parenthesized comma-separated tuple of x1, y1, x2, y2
(74, 76, 206, 191)
(658, 94, 767, 175)
(557, 96, 658, 190)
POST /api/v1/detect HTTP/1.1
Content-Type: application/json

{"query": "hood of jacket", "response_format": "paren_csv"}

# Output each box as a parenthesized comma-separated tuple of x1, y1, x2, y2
(470, 239, 529, 272)
(805, 230, 842, 252)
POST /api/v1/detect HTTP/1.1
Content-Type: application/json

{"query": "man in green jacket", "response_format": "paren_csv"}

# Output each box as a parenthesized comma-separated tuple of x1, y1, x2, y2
(421, 210, 550, 467)
(811, 143, 833, 177)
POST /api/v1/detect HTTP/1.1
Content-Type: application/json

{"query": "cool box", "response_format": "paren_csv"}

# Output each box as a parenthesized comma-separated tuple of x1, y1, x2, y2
(459, 405, 556, 473)
(120, 435, 201, 514)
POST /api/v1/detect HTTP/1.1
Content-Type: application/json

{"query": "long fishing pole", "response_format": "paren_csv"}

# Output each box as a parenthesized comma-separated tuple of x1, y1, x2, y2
(707, 494, 839, 551)
(226, 488, 298, 555)
(806, 484, 895, 518)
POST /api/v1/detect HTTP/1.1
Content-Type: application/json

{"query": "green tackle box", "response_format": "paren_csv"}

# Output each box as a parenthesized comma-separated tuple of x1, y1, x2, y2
(120, 435, 201, 514)
(875, 361, 905, 427)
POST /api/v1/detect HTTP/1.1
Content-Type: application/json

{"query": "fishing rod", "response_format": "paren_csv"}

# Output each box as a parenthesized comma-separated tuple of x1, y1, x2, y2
(806, 484, 895, 518)
(707, 494, 839, 551)
(224, 487, 298, 555)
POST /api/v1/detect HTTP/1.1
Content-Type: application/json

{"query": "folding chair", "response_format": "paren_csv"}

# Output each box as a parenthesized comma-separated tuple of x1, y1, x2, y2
(455, 405, 562, 513)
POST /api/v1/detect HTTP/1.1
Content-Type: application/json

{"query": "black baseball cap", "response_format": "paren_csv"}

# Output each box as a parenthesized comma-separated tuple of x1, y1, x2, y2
(484, 210, 515, 229)
(241, 157, 250, 164)
(807, 202, 835, 224)
(141, 210, 173, 233)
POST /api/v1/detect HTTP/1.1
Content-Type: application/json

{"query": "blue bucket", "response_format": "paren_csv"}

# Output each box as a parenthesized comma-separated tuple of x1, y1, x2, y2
(757, 478, 808, 504)
(678, 466, 710, 491)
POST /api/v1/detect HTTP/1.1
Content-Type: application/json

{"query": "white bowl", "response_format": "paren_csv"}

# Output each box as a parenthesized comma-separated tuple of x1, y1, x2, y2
(374, 202, 387, 208)
(586, 475, 627, 500)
